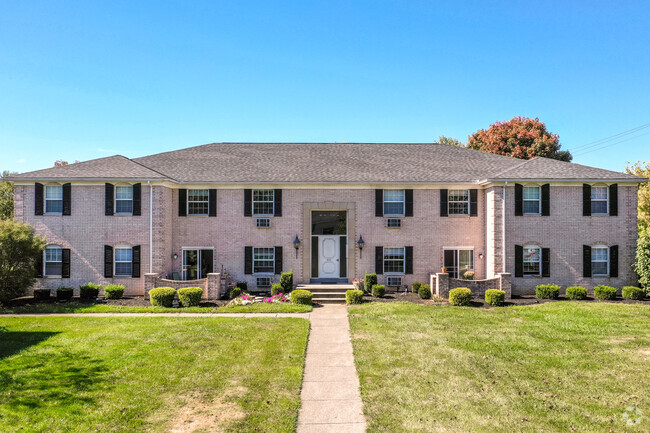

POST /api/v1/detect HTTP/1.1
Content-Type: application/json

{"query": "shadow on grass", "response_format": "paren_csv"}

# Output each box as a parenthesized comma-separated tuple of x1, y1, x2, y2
(0, 328, 60, 360)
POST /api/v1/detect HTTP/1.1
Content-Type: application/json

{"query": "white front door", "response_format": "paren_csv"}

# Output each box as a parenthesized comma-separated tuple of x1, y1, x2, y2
(318, 236, 340, 278)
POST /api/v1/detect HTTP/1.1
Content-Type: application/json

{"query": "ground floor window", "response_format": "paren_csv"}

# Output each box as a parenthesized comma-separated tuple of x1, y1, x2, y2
(523, 245, 541, 276)
(182, 248, 214, 280)
(591, 246, 609, 276)
(254, 248, 275, 274)
(444, 248, 474, 279)
(114, 247, 133, 277)
(384, 248, 405, 274)
(44, 245, 62, 276)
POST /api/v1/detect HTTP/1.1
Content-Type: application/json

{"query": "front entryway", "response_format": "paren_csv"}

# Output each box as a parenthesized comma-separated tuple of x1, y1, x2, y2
(311, 210, 347, 279)
(182, 248, 213, 280)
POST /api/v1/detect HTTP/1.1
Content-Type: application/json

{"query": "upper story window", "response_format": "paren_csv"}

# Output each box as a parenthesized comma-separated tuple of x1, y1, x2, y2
(591, 186, 608, 214)
(253, 247, 275, 273)
(44, 245, 62, 277)
(115, 186, 133, 214)
(591, 245, 609, 276)
(383, 190, 405, 216)
(384, 247, 405, 274)
(523, 245, 541, 276)
(523, 186, 541, 214)
(448, 190, 469, 215)
(253, 190, 274, 216)
(114, 246, 133, 277)
(188, 190, 209, 215)
(45, 185, 63, 214)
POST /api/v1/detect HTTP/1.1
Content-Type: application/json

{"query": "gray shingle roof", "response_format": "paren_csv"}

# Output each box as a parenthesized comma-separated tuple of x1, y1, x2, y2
(7, 143, 645, 183)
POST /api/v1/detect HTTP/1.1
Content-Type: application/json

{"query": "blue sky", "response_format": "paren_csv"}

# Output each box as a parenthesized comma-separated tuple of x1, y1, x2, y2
(1, 0, 649, 174)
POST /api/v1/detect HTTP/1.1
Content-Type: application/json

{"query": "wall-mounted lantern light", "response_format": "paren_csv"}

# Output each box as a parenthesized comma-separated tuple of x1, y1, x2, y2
(293, 235, 301, 259)
(357, 235, 365, 258)
(172, 253, 178, 260)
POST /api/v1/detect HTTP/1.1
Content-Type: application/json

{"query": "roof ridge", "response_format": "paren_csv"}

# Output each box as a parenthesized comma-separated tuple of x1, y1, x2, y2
(490, 157, 536, 178)
(125, 156, 175, 181)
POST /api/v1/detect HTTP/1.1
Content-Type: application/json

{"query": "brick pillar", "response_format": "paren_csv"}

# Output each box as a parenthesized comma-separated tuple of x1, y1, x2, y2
(207, 273, 222, 299)
(498, 273, 512, 299)
(144, 273, 157, 299)
(436, 273, 450, 298)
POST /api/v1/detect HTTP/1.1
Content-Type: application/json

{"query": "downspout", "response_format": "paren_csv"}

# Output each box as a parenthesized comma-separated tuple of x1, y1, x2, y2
(148, 181, 153, 273)
(502, 181, 507, 273)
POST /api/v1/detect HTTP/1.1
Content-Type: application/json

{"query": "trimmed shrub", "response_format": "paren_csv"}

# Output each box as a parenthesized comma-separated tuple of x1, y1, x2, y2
(56, 286, 74, 301)
(364, 273, 377, 294)
(536, 284, 560, 300)
(622, 286, 645, 300)
(449, 287, 472, 306)
(280, 270, 293, 293)
(371, 284, 385, 297)
(229, 286, 243, 299)
(485, 289, 505, 306)
(419, 284, 431, 299)
(178, 287, 203, 307)
(33, 288, 50, 301)
(291, 289, 313, 305)
(346, 289, 364, 305)
(104, 284, 125, 300)
(271, 283, 283, 296)
(594, 285, 617, 300)
(80, 282, 100, 301)
(411, 281, 422, 294)
(149, 287, 176, 307)
(566, 286, 587, 300)
(235, 281, 248, 291)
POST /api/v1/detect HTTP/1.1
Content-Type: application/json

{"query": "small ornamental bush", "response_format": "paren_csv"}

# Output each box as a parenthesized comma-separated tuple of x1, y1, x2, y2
(56, 286, 74, 301)
(33, 288, 50, 301)
(485, 289, 505, 306)
(411, 281, 422, 294)
(449, 287, 472, 306)
(79, 282, 100, 300)
(271, 283, 283, 296)
(622, 286, 645, 300)
(566, 286, 587, 300)
(364, 273, 377, 294)
(229, 286, 243, 299)
(594, 285, 617, 300)
(178, 287, 203, 307)
(419, 284, 431, 299)
(280, 270, 293, 293)
(149, 287, 176, 307)
(235, 281, 248, 291)
(535, 284, 560, 300)
(371, 284, 385, 298)
(291, 289, 313, 305)
(104, 284, 125, 300)
(346, 289, 364, 305)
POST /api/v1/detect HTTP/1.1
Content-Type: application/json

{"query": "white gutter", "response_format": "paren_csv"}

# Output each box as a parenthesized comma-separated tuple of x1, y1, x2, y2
(502, 181, 507, 273)
(148, 181, 153, 273)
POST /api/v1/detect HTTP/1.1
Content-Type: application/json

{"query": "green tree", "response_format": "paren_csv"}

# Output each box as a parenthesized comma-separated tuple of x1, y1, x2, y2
(467, 116, 572, 161)
(0, 171, 17, 220)
(438, 135, 464, 147)
(634, 229, 650, 295)
(0, 220, 46, 303)
(625, 161, 650, 233)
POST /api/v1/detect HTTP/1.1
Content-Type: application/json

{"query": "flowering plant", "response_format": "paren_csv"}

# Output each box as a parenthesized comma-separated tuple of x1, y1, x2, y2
(462, 270, 475, 280)
(229, 293, 255, 305)
(263, 293, 289, 303)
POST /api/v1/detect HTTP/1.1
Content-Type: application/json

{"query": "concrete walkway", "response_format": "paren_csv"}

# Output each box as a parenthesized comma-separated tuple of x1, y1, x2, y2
(297, 304, 366, 433)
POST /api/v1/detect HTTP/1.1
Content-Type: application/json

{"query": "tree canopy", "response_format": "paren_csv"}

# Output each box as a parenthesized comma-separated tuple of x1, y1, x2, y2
(438, 135, 464, 147)
(625, 161, 650, 233)
(467, 116, 572, 162)
(0, 171, 16, 221)
(0, 220, 46, 303)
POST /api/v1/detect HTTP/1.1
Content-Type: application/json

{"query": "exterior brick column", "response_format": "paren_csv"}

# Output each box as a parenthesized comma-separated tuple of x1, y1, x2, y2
(144, 273, 158, 299)
(207, 273, 222, 299)
(435, 272, 450, 298)
(498, 272, 512, 299)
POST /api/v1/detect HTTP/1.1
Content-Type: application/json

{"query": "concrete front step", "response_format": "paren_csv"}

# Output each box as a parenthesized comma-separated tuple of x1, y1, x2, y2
(313, 297, 347, 304)
(309, 291, 349, 299)
(297, 284, 354, 304)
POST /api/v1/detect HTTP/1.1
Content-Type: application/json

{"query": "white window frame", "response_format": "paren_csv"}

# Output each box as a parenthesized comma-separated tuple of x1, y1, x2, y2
(44, 245, 62, 277)
(115, 185, 134, 215)
(253, 247, 275, 274)
(383, 190, 405, 216)
(252, 190, 274, 216)
(523, 185, 541, 215)
(591, 245, 609, 276)
(384, 247, 405, 275)
(386, 276, 402, 287)
(45, 185, 63, 215)
(187, 189, 209, 216)
(448, 189, 470, 215)
(256, 217, 271, 228)
(523, 245, 541, 276)
(591, 185, 609, 215)
(114, 246, 133, 277)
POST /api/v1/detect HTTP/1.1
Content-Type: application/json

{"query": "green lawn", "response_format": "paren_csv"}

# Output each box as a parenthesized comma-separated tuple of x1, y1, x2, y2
(349, 302, 650, 432)
(217, 303, 312, 313)
(0, 316, 310, 433)
(0, 302, 312, 314)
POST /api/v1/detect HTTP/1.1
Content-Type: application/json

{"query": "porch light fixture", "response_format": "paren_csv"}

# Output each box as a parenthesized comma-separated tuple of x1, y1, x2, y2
(293, 235, 301, 259)
(172, 253, 178, 260)
(357, 235, 365, 258)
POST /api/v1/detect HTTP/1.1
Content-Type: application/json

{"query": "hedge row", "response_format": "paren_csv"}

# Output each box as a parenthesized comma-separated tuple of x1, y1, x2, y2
(536, 284, 646, 301)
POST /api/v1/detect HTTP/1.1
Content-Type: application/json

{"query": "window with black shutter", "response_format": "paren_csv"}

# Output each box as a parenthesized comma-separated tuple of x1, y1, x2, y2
(132, 245, 141, 278)
(440, 189, 448, 217)
(469, 189, 478, 217)
(542, 248, 550, 277)
(405, 246, 413, 274)
(105, 183, 114, 216)
(61, 248, 71, 278)
(514, 245, 523, 277)
(273, 189, 282, 217)
(208, 189, 217, 217)
(244, 246, 253, 274)
(104, 245, 113, 278)
(405, 189, 413, 217)
(609, 184, 618, 216)
(375, 246, 384, 274)
(583, 245, 592, 277)
(375, 189, 383, 217)
(541, 184, 550, 216)
(609, 245, 618, 277)
(514, 184, 523, 216)
(583, 184, 591, 216)
(244, 189, 252, 217)
(274, 246, 283, 275)
(62, 183, 71, 216)
(132, 183, 141, 216)
(35, 183, 44, 215)
(178, 189, 187, 217)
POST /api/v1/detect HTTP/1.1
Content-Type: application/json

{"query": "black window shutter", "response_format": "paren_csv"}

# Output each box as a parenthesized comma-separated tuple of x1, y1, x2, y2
(35, 251, 43, 278)
(583, 245, 592, 277)
(105, 183, 114, 216)
(514, 184, 523, 216)
(440, 189, 448, 217)
(375, 189, 384, 217)
(583, 184, 591, 216)
(274, 246, 283, 275)
(542, 248, 550, 277)
(375, 246, 384, 274)
(132, 245, 141, 278)
(104, 245, 113, 278)
(609, 184, 618, 216)
(62, 183, 71, 215)
(61, 248, 71, 278)
(34, 183, 44, 215)
(514, 245, 523, 278)
(208, 189, 217, 217)
(541, 184, 550, 216)
(339, 237, 347, 278)
(244, 246, 253, 274)
(405, 189, 413, 217)
(244, 189, 252, 217)
(405, 246, 413, 274)
(469, 189, 478, 217)
(273, 189, 282, 217)
(178, 189, 187, 217)
(132, 183, 141, 216)
(609, 245, 618, 277)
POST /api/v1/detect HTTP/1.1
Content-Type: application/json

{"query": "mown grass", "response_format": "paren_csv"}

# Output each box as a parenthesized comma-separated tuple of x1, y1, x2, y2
(348, 301, 650, 432)
(0, 302, 311, 314)
(0, 316, 310, 433)
(217, 303, 312, 313)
